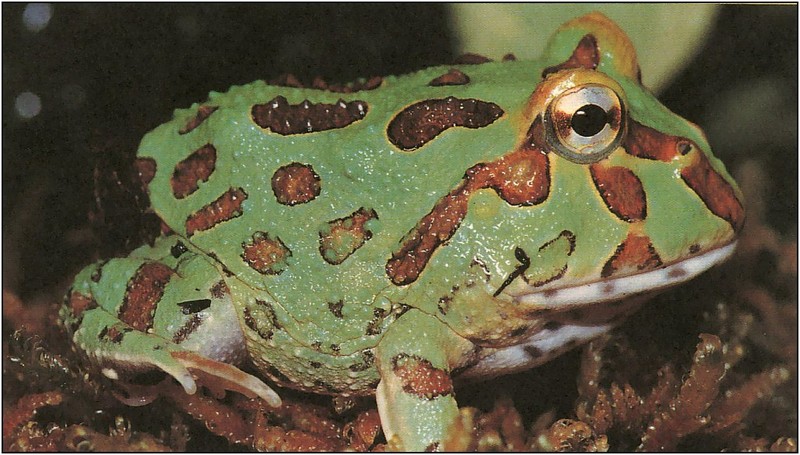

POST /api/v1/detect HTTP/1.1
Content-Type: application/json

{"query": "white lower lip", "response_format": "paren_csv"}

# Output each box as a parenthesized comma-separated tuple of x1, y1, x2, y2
(514, 241, 738, 308)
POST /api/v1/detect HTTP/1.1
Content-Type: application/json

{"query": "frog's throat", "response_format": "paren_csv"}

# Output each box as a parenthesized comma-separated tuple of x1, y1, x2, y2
(515, 241, 737, 308)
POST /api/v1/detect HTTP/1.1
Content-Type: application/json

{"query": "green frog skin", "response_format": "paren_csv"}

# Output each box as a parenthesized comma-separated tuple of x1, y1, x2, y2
(61, 13, 744, 450)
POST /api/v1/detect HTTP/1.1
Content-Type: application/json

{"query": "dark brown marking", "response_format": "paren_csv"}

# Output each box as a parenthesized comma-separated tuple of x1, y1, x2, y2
(428, 68, 470, 86)
(179, 105, 218, 134)
(185, 187, 247, 236)
(543, 320, 563, 331)
(67, 291, 97, 319)
(118, 262, 174, 332)
(689, 244, 701, 254)
(502, 53, 517, 61)
(101, 326, 126, 344)
(668, 267, 688, 279)
(624, 120, 687, 162)
(589, 164, 647, 222)
(681, 152, 745, 232)
(271, 162, 320, 206)
(210, 280, 228, 299)
(134, 157, 156, 186)
(437, 295, 453, 315)
(319, 207, 378, 265)
(392, 354, 453, 400)
(243, 307, 273, 341)
(454, 53, 492, 64)
(542, 34, 599, 78)
(387, 118, 550, 286)
(349, 351, 375, 372)
(524, 345, 544, 359)
(171, 144, 217, 199)
(172, 314, 203, 343)
(425, 442, 441, 452)
(330, 343, 340, 354)
(601, 233, 663, 278)
(256, 299, 282, 330)
(328, 300, 344, 318)
(365, 308, 387, 336)
(494, 247, 531, 297)
(386, 97, 504, 151)
(251, 96, 367, 135)
(310, 361, 322, 369)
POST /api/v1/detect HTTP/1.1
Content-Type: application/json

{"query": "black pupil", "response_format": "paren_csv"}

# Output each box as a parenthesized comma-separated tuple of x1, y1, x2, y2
(571, 104, 608, 137)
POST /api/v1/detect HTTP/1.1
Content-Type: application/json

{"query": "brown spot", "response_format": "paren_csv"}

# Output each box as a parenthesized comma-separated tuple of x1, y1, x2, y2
(689, 244, 701, 254)
(392, 354, 453, 400)
(424, 442, 440, 452)
(312, 75, 383, 93)
(271, 162, 321, 206)
(589, 164, 647, 222)
(172, 314, 203, 343)
(365, 308, 387, 336)
(243, 307, 273, 341)
(542, 34, 599, 78)
(67, 291, 97, 319)
(210, 280, 228, 299)
(524, 345, 543, 359)
(349, 351, 375, 372)
(241, 231, 291, 275)
(454, 53, 492, 64)
(118, 262, 174, 332)
(319, 207, 378, 265)
(185, 187, 247, 236)
(437, 295, 453, 315)
(668, 267, 688, 279)
(310, 361, 322, 369)
(387, 97, 504, 151)
(502, 53, 517, 61)
(681, 152, 745, 232)
(179, 105, 218, 134)
(428, 69, 470, 86)
(134, 157, 156, 186)
(624, 120, 687, 162)
(251, 96, 367, 135)
(601, 233, 663, 278)
(171, 144, 217, 199)
(386, 118, 549, 285)
(328, 300, 344, 318)
(543, 320, 563, 331)
(100, 326, 126, 343)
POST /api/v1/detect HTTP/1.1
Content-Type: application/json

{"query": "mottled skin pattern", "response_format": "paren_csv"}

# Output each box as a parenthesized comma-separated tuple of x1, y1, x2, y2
(61, 13, 743, 451)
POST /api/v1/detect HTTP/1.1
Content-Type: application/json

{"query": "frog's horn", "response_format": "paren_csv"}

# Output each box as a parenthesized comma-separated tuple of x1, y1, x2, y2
(545, 12, 640, 81)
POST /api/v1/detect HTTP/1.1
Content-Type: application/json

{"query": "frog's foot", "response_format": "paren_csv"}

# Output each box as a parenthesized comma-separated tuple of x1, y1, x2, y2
(375, 309, 474, 451)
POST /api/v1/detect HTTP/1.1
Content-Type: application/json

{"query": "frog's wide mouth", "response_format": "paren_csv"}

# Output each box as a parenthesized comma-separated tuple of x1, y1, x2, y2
(513, 241, 737, 308)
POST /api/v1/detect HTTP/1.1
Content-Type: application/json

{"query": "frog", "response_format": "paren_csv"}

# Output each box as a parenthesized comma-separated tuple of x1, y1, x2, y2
(61, 12, 744, 451)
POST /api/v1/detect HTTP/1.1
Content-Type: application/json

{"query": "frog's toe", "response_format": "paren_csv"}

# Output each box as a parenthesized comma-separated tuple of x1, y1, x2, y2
(171, 350, 281, 407)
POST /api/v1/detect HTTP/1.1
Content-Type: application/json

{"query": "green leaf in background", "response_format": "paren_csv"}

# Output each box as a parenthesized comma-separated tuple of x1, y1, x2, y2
(449, 4, 719, 92)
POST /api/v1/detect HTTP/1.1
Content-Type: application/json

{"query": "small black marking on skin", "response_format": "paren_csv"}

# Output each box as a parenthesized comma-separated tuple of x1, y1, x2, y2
(365, 308, 387, 335)
(543, 320, 563, 331)
(207, 251, 234, 277)
(470, 257, 492, 282)
(494, 247, 531, 297)
(98, 326, 108, 340)
(689, 244, 701, 254)
(177, 299, 211, 315)
(171, 241, 189, 258)
(437, 295, 453, 315)
(330, 344, 340, 354)
(90, 265, 103, 283)
(425, 442, 440, 452)
(509, 326, 528, 338)
(524, 345, 544, 359)
(310, 361, 322, 369)
(328, 300, 344, 318)
(311, 341, 322, 351)
(173, 314, 203, 343)
(255, 299, 281, 329)
(243, 307, 273, 340)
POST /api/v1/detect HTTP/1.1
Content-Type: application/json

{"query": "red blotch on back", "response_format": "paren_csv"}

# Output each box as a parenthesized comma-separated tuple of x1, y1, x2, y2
(392, 354, 453, 400)
(241, 231, 291, 275)
(252, 96, 367, 135)
(119, 262, 174, 332)
(542, 34, 599, 78)
(589, 164, 647, 222)
(271, 163, 321, 206)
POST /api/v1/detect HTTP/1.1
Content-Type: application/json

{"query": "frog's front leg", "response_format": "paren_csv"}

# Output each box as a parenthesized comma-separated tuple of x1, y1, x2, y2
(375, 309, 474, 451)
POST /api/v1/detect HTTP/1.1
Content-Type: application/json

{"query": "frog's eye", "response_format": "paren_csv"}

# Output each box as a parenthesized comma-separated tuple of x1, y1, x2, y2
(544, 84, 626, 164)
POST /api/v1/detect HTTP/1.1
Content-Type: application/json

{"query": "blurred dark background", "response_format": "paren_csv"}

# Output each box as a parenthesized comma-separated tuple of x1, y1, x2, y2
(3, 4, 797, 304)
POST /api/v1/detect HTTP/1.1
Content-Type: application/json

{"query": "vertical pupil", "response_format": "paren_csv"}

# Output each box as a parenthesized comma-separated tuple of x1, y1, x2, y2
(571, 104, 608, 137)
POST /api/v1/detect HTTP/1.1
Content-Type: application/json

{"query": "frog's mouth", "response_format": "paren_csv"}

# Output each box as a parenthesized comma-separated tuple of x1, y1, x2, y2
(513, 241, 737, 309)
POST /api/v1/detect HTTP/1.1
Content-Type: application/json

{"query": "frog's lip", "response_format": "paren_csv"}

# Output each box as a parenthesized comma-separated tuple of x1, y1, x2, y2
(514, 241, 737, 308)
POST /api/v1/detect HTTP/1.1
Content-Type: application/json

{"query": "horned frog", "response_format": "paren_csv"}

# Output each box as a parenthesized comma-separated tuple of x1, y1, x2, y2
(62, 13, 743, 450)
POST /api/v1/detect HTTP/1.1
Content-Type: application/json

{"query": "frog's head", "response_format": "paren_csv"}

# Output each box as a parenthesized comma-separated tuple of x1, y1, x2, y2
(498, 13, 744, 307)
